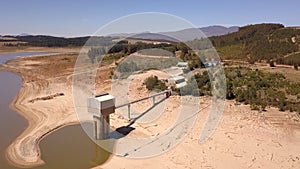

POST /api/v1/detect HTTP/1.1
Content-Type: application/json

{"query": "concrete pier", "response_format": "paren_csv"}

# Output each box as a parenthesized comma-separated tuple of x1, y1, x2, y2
(88, 94, 115, 140)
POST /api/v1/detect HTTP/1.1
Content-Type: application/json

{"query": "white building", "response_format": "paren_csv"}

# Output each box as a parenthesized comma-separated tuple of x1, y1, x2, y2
(177, 62, 188, 68)
(168, 76, 187, 88)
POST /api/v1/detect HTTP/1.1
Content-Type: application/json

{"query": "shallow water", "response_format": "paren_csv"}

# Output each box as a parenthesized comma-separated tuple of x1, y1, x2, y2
(0, 52, 110, 169)
(0, 52, 59, 64)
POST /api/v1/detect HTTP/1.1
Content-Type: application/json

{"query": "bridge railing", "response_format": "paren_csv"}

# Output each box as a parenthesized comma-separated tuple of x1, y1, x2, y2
(115, 89, 172, 119)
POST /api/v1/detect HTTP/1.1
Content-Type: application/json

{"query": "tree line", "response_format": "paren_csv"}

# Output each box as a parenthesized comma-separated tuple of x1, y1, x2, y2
(179, 67, 300, 113)
(7, 35, 115, 47)
(188, 23, 300, 65)
(87, 40, 204, 69)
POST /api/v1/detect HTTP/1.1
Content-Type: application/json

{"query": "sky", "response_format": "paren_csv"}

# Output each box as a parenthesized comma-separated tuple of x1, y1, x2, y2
(0, 0, 299, 37)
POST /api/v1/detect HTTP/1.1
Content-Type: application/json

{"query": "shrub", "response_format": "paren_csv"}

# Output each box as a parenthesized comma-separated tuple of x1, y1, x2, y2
(144, 76, 167, 91)
(294, 63, 299, 70)
(117, 61, 139, 73)
(248, 58, 255, 64)
(192, 89, 200, 96)
(269, 59, 275, 67)
(179, 86, 192, 96)
(250, 104, 260, 111)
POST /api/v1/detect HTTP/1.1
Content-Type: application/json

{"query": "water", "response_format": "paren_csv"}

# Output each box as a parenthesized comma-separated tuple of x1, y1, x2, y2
(0, 71, 27, 169)
(0, 52, 110, 169)
(36, 123, 110, 169)
(0, 52, 59, 64)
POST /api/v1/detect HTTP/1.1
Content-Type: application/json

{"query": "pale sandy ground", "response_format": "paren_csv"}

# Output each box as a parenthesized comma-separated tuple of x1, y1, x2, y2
(99, 100, 300, 169)
(0, 53, 299, 168)
(95, 69, 300, 169)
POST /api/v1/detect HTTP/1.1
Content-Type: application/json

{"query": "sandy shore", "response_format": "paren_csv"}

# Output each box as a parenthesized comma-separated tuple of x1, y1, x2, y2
(0, 53, 300, 168)
(0, 52, 114, 168)
(0, 53, 83, 167)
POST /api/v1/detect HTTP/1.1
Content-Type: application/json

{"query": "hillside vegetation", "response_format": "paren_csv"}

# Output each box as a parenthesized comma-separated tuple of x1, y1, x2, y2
(1, 35, 115, 47)
(180, 67, 300, 114)
(189, 24, 300, 65)
(88, 40, 202, 68)
(2, 23, 300, 66)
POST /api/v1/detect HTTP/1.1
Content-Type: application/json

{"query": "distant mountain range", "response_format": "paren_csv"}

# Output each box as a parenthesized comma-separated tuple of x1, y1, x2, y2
(161, 26, 239, 41)
(110, 26, 239, 41)
(2, 25, 239, 42)
(128, 33, 180, 42)
(200, 25, 239, 36)
(17, 33, 32, 37)
(2, 23, 300, 67)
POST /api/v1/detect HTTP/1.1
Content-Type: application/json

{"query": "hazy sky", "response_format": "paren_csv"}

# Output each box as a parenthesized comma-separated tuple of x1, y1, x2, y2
(1, 0, 299, 37)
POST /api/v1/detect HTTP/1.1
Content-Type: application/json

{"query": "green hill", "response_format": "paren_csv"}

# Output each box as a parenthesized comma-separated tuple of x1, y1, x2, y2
(190, 23, 300, 65)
